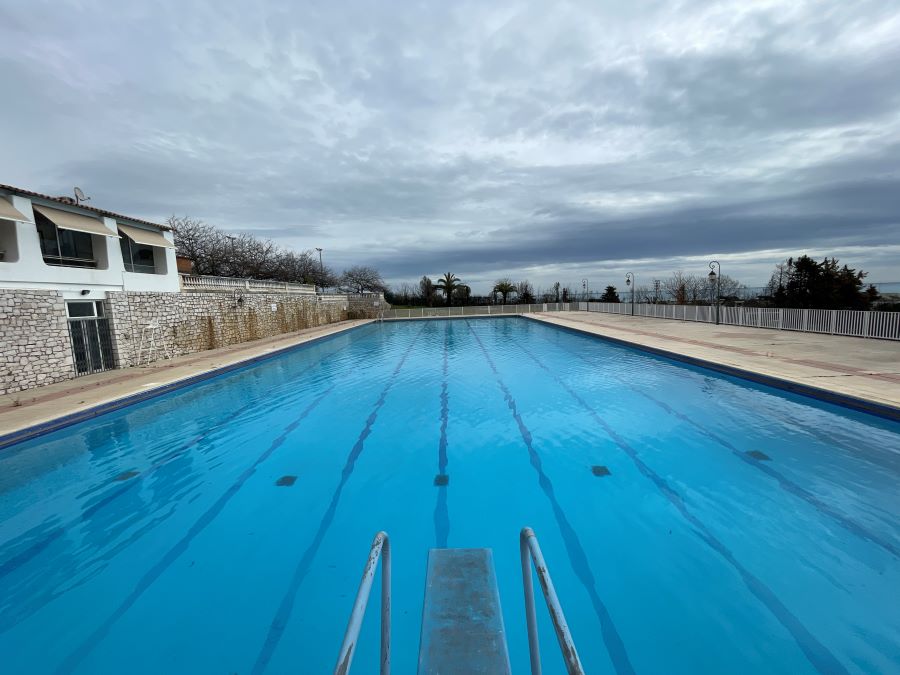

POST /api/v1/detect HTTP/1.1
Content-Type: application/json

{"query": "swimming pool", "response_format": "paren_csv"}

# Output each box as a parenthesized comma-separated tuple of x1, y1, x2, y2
(1, 317, 897, 674)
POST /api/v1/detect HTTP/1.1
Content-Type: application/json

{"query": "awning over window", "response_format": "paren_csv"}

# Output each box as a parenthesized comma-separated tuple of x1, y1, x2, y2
(0, 198, 30, 223)
(117, 223, 176, 248)
(33, 204, 118, 237)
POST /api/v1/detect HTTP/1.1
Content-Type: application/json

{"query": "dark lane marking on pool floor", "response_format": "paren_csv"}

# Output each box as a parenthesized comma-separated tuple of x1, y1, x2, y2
(434, 323, 451, 549)
(0, 339, 353, 589)
(534, 330, 899, 559)
(56, 383, 337, 674)
(250, 324, 427, 675)
(276, 476, 297, 487)
(514, 338, 850, 675)
(466, 320, 636, 675)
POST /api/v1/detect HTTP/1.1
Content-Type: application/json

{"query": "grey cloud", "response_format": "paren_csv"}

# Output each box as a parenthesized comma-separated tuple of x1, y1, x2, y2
(1, 0, 898, 291)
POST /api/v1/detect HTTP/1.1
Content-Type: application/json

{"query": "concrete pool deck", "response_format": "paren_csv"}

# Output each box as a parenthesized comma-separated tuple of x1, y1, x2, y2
(2, 311, 898, 445)
(529, 311, 900, 414)
(0, 319, 373, 443)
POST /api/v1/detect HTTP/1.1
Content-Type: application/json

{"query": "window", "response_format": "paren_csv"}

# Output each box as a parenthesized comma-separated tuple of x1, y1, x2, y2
(0, 220, 18, 262)
(119, 235, 157, 273)
(35, 211, 96, 267)
(66, 301, 104, 318)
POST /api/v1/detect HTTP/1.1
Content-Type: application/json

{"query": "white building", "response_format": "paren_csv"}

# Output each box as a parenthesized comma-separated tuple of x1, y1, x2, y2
(0, 183, 179, 299)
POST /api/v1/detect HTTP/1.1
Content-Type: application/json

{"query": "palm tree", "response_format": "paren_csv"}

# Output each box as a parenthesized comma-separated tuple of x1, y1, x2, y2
(493, 278, 516, 304)
(435, 273, 462, 306)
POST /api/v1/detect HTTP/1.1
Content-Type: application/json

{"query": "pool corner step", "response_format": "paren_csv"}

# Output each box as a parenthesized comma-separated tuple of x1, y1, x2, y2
(418, 548, 512, 675)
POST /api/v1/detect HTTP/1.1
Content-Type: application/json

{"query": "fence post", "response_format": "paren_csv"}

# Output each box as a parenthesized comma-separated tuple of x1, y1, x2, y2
(829, 311, 836, 335)
(862, 311, 869, 338)
(778, 308, 783, 330)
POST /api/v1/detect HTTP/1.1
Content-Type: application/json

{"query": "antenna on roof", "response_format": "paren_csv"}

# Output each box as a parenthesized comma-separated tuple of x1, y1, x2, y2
(74, 187, 90, 205)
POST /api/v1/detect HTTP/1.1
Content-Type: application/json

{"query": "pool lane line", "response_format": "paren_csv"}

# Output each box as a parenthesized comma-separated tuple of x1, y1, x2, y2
(512, 337, 850, 675)
(0, 401, 253, 586)
(55, 381, 337, 674)
(250, 323, 428, 675)
(465, 320, 636, 675)
(530, 329, 899, 559)
(0, 336, 354, 587)
(434, 322, 450, 548)
(539, 321, 900, 474)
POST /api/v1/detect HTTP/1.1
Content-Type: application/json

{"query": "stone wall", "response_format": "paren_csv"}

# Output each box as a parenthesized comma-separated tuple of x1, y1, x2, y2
(0, 288, 356, 397)
(346, 292, 390, 319)
(0, 289, 74, 396)
(106, 291, 350, 367)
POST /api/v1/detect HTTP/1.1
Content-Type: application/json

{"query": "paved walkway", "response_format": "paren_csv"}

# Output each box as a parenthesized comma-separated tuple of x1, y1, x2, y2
(530, 312, 900, 410)
(0, 319, 371, 438)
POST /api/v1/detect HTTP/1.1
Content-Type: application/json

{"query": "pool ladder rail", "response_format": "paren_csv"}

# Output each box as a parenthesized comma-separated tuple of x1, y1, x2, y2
(333, 527, 585, 675)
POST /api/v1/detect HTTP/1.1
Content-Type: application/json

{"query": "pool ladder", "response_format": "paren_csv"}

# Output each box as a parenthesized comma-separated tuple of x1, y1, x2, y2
(333, 527, 585, 675)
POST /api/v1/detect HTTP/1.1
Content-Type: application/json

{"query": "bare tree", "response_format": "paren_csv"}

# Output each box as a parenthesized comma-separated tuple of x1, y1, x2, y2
(663, 271, 706, 304)
(389, 282, 417, 305)
(516, 280, 535, 304)
(170, 216, 229, 276)
(340, 265, 386, 293)
(170, 215, 332, 284)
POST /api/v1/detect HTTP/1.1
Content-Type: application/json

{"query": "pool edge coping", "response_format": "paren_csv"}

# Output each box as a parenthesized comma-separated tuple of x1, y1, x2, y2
(0, 320, 373, 450)
(523, 314, 900, 422)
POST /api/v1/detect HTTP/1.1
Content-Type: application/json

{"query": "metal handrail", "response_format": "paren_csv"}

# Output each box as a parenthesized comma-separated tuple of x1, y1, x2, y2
(520, 527, 585, 675)
(334, 531, 391, 675)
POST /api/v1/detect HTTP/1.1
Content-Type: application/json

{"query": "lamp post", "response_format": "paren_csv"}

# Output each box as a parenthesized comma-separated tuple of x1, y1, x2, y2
(316, 247, 324, 292)
(225, 235, 236, 276)
(625, 272, 635, 316)
(708, 260, 721, 325)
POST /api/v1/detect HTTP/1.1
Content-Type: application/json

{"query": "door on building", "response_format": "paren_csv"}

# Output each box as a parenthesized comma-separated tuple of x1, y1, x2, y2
(66, 301, 115, 375)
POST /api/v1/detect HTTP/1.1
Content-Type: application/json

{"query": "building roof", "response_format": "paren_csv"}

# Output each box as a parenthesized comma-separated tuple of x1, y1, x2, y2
(0, 183, 172, 231)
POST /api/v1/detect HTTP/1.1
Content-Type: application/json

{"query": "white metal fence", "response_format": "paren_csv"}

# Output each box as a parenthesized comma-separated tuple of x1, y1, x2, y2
(577, 302, 900, 340)
(180, 274, 316, 294)
(381, 301, 899, 339)
(381, 303, 573, 318)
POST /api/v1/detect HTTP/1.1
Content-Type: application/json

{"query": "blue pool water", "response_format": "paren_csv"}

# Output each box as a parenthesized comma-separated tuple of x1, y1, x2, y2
(1, 318, 898, 674)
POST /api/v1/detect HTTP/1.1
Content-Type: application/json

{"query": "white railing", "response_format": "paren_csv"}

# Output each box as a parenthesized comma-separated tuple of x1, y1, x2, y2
(334, 532, 390, 675)
(380, 303, 573, 319)
(180, 274, 316, 294)
(576, 302, 900, 340)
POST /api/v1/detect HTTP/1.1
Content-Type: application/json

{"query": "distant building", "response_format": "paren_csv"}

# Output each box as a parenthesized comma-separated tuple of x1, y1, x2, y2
(0, 183, 179, 297)
(0, 185, 351, 396)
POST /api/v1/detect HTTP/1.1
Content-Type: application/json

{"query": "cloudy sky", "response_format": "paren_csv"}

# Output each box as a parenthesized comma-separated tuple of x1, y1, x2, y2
(2, 0, 899, 292)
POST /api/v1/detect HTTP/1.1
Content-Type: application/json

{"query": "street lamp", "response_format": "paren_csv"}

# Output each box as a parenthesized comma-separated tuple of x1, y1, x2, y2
(225, 235, 237, 276)
(316, 247, 324, 292)
(708, 260, 721, 325)
(625, 272, 635, 316)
